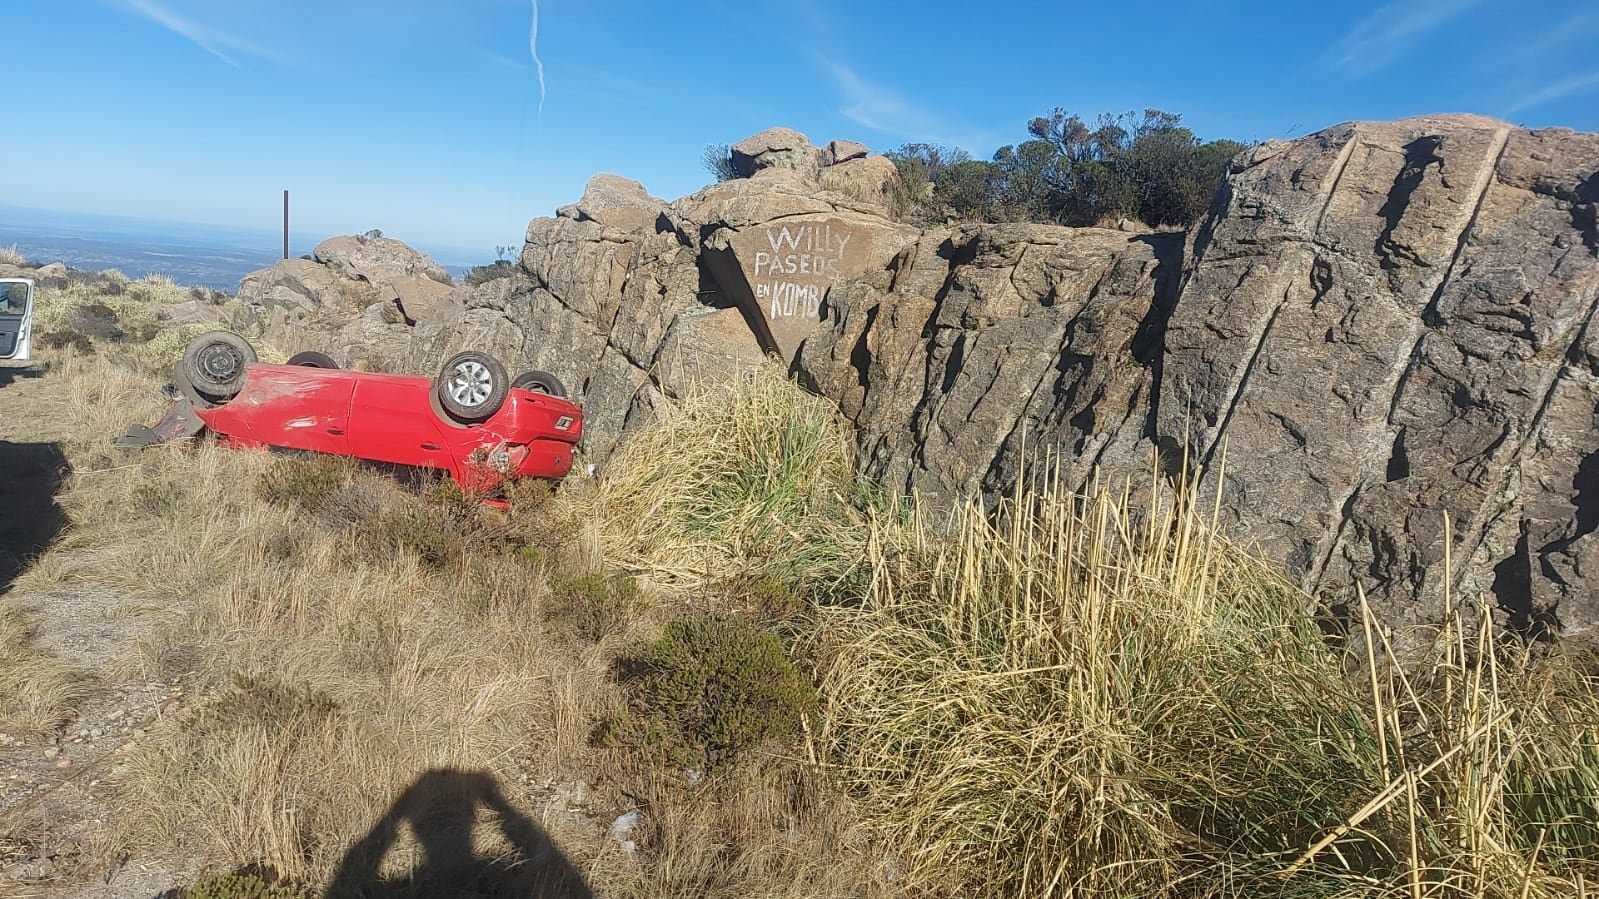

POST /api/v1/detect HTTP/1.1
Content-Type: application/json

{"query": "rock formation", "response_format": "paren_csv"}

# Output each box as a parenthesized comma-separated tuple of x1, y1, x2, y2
(231, 234, 459, 369)
(236, 118, 1599, 643)
(1162, 116, 1599, 637)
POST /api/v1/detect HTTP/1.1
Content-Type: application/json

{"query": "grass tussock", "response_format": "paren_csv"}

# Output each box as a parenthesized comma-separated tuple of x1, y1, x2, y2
(0, 243, 25, 266)
(581, 363, 872, 596)
(822, 466, 1599, 897)
(0, 603, 89, 736)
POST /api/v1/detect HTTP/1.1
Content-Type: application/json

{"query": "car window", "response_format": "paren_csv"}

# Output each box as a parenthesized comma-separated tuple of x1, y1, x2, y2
(0, 281, 30, 314)
(0, 280, 34, 360)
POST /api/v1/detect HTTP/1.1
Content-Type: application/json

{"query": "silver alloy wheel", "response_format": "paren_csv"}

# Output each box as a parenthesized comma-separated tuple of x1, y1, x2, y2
(448, 360, 493, 407)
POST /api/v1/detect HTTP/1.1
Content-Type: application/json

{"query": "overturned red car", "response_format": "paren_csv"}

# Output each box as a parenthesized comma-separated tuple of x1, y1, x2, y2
(121, 331, 583, 492)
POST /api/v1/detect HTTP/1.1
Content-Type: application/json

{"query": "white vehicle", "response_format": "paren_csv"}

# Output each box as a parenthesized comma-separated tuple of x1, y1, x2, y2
(0, 278, 35, 361)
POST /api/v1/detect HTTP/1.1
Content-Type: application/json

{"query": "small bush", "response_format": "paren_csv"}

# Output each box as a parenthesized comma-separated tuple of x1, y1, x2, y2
(545, 572, 643, 642)
(606, 615, 816, 769)
(364, 502, 470, 568)
(185, 869, 306, 899)
(723, 572, 806, 627)
(57, 301, 127, 341)
(128, 274, 192, 307)
(0, 244, 25, 266)
(465, 259, 516, 286)
(701, 143, 741, 182)
(190, 286, 231, 305)
(186, 675, 340, 737)
(255, 456, 354, 514)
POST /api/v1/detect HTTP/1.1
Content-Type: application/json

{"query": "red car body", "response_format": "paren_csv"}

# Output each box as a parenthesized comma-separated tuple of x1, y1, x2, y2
(196, 363, 583, 491)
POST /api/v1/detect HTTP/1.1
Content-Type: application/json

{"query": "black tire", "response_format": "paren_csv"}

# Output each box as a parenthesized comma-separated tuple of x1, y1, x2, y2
(170, 359, 214, 409)
(435, 350, 509, 422)
(511, 370, 567, 398)
(287, 350, 338, 369)
(181, 330, 256, 403)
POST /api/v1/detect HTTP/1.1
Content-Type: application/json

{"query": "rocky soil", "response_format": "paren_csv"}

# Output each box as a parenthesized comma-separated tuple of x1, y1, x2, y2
(0, 360, 197, 898)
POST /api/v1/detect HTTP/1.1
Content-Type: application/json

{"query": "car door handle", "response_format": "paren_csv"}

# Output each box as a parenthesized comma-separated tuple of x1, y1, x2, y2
(327, 427, 345, 435)
(421, 442, 441, 451)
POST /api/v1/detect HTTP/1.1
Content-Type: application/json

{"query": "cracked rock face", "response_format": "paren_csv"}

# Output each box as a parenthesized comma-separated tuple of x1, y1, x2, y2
(241, 118, 1599, 641)
(1160, 116, 1599, 639)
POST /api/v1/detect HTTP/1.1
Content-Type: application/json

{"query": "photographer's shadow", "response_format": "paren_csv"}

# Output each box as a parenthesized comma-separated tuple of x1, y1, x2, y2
(325, 768, 593, 899)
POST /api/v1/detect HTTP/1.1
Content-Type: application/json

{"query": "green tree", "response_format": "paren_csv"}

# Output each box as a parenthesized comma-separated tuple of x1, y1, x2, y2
(871, 109, 1245, 229)
(935, 159, 999, 221)
(991, 140, 1068, 222)
(885, 143, 974, 223)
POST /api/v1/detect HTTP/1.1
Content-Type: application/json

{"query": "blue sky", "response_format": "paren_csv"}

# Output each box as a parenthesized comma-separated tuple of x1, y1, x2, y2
(5, 0, 1597, 259)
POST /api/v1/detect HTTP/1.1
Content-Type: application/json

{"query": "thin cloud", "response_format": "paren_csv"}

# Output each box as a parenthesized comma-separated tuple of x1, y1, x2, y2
(820, 58, 941, 139)
(529, 0, 547, 117)
(116, 0, 278, 67)
(1510, 71, 1599, 113)
(1516, 7, 1599, 58)
(1327, 0, 1487, 77)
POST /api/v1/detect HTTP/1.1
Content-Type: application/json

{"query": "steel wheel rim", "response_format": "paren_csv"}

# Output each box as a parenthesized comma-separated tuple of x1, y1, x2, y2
(196, 344, 242, 385)
(448, 360, 493, 407)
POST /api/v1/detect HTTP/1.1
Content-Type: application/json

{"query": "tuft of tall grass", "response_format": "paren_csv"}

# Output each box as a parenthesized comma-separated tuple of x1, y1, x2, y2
(577, 363, 876, 598)
(822, 463, 1599, 897)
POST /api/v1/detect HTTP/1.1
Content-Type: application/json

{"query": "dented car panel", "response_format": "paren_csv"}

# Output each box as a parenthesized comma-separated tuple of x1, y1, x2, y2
(197, 364, 582, 489)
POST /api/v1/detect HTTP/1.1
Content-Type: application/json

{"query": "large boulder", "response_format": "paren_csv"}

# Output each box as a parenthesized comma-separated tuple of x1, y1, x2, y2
(731, 127, 821, 179)
(819, 155, 899, 206)
(1157, 116, 1599, 637)
(234, 236, 458, 369)
(313, 234, 450, 285)
(556, 174, 668, 232)
(795, 224, 1177, 512)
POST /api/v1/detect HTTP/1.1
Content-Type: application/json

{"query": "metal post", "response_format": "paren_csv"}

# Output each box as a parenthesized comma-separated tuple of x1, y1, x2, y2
(283, 190, 289, 260)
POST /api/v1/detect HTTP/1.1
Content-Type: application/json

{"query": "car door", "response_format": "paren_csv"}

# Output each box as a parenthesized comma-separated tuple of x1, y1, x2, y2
(344, 372, 458, 473)
(0, 279, 35, 361)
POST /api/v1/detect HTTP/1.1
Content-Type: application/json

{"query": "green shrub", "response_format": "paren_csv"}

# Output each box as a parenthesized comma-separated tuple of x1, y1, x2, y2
(255, 456, 354, 513)
(465, 259, 516, 286)
(365, 502, 469, 568)
(545, 572, 643, 642)
(606, 615, 816, 769)
(185, 867, 306, 899)
(722, 571, 807, 629)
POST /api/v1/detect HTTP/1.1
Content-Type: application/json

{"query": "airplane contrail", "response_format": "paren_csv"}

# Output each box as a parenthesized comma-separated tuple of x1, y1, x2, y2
(529, 0, 546, 116)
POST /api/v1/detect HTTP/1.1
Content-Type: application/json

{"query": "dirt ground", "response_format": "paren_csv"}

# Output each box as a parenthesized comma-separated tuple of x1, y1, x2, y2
(0, 358, 196, 899)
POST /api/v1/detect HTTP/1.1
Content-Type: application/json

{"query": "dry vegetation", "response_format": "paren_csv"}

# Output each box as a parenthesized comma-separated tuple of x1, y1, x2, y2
(0, 604, 87, 738)
(3, 274, 1598, 898)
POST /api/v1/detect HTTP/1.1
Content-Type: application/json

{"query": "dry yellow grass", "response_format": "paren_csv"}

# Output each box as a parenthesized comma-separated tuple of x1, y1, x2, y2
(823, 461, 1599, 898)
(13, 342, 877, 897)
(8, 275, 1596, 898)
(0, 603, 88, 736)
